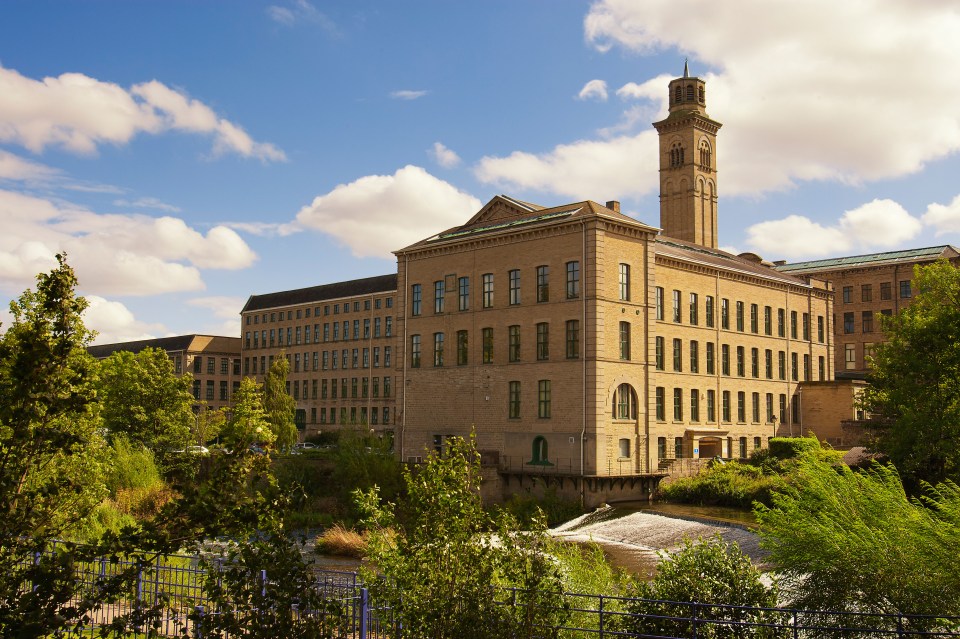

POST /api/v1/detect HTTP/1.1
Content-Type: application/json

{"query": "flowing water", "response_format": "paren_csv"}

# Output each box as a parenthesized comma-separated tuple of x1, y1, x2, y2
(550, 503, 764, 578)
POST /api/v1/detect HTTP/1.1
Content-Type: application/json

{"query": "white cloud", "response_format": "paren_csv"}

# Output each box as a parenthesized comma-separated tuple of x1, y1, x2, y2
(267, 0, 339, 34)
(577, 79, 608, 101)
(430, 142, 461, 169)
(225, 221, 300, 237)
(84, 295, 168, 345)
(295, 165, 482, 258)
(480, 1, 960, 200)
(113, 196, 181, 213)
(476, 132, 657, 202)
(0, 64, 285, 162)
(838, 199, 922, 247)
(188, 296, 246, 321)
(0, 189, 258, 296)
(390, 90, 429, 101)
(922, 193, 960, 237)
(745, 198, 923, 259)
(0, 150, 60, 181)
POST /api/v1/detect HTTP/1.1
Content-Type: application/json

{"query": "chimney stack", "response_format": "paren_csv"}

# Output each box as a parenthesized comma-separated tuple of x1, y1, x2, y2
(605, 200, 621, 213)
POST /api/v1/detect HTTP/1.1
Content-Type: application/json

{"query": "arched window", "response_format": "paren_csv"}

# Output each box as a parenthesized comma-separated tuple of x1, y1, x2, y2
(670, 143, 684, 168)
(529, 436, 552, 466)
(698, 86, 705, 104)
(699, 140, 712, 169)
(613, 383, 637, 420)
(686, 84, 694, 100)
(674, 85, 682, 103)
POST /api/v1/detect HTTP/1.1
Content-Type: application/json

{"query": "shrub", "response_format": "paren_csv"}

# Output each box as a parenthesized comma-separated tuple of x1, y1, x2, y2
(768, 436, 821, 460)
(659, 461, 788, 508)
(107, 437, 163, 496)
(499, 487, 584, 527)
(315, 524, 368, 558)
(618, 536, 785, 639)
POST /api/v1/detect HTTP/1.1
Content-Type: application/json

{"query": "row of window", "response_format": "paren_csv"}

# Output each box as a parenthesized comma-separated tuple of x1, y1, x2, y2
(507, 380, 553, 419)
(653, 387, 799, 425)
(841, 281, 910, 304)
(409, 321, 581, 367)
(411, 262, 581, 316)
(193, 379, 240, 401)
(654, 337, 826, 382)
(244, 316, 393, 349)
(656, 435, 762, 460)
(841, 309, 891, 334)
(244, 297, 394, 326)
(288, 375, 393, 401)
(243, 346, 393, 375)
(318, 405, 391, 426)
(654, 288, 825, 342)
(186, 356, 241, 376)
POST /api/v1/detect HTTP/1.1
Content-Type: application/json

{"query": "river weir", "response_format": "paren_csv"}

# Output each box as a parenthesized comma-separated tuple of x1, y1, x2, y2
(550, 505, 765, 577)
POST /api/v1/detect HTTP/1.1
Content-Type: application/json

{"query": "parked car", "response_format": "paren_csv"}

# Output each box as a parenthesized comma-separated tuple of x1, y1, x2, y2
(295, 442, 317, 450)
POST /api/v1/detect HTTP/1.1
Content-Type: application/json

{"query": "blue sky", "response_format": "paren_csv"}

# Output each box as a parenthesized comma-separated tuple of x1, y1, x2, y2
(2, 0, 960, 343)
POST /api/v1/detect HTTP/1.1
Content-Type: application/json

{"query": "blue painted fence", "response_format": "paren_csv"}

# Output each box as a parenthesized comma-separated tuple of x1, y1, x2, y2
(17, 544, 960, 638)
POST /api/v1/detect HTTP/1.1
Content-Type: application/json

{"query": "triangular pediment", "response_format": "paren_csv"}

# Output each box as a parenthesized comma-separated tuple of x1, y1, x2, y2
(462, 195, 544, 227)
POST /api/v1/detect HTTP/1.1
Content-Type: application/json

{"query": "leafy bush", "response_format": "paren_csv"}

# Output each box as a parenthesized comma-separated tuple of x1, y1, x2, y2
(659, 461, 788, 508)
(618, 536, 785, 639)
(768, 436, 821, 460)
(357, 434, 569, 639)
(757, 457, 960, 626)
(107, 437, 163, 496)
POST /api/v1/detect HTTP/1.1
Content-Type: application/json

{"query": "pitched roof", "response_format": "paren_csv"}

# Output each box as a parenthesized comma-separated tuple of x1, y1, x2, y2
(86, 334, 239, 358)
(774, 245, 960, 275)
(655, 237, 813, 286)
(241, 273, 397, 313)
(396, 195, 657, 252)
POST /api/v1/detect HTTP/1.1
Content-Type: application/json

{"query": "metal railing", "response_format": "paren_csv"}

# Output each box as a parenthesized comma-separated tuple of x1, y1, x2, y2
(15, 545, 960, 638)
(499, 456, 654, 476)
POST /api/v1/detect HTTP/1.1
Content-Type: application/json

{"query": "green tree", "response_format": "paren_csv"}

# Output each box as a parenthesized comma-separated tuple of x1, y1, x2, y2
(96, 346, 194, 455)
(332, 426, 403, 522)
(264, 355, 297, 452)
(620, 536, 784, 639)
(356, 434, 569, 639)
(0, 254, 111, 635)
(861, 260, 960, 487)
(221, 377, 275, 451)
(757, 454, 960, 628)
(192, 405, 226, 447)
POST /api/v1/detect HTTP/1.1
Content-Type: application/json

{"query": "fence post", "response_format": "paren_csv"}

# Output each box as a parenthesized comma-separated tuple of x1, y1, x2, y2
(194, 605, 204, 639)
(691, 602, 698, 639)
(359, 587, 369, 639)
(32, 551, 41, 592)
(598, 594, 604, 639)
(897, 613, 904, 639)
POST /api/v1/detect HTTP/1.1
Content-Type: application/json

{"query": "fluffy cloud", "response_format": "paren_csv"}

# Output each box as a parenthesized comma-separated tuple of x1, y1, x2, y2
(922, 193, 960, 237)
(480, 1, 960, 199)
(84, 295, 168, 345)
(430, 142, 461, 169)
(295, 165, 482, 258)
(577, 79, 608, 101)
(745, 198, 923, 259)
(0, 64, 285, 162)
(0, 150, 60, 181)
(390, 90, 429, 101)
(476, 132, 657, 202)
(0, 189, 257, 296)
(188, 296, 246, 320)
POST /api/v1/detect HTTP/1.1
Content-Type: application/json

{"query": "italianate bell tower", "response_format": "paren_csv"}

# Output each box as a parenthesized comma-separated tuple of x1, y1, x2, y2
(653, 61, 722, 248)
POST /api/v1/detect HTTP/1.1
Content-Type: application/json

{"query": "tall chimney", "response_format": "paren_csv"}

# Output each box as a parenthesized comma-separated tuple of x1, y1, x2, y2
(605, 200, 621, 213)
